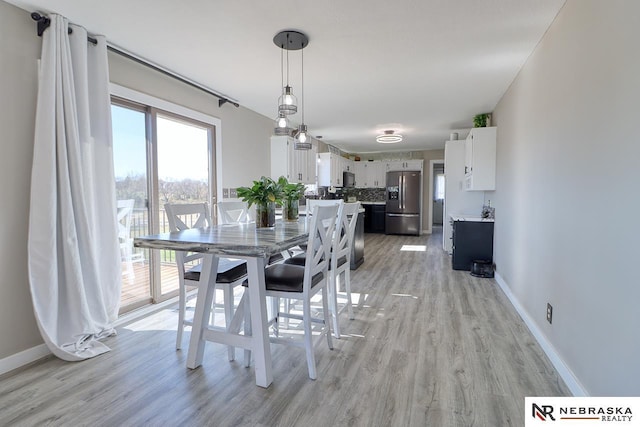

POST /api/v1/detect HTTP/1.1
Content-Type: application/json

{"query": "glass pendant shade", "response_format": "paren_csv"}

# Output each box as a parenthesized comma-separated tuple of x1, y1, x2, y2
(294, 124, 311, 150)
(274, 112, 290, 135)
(278, 86, 298, 115)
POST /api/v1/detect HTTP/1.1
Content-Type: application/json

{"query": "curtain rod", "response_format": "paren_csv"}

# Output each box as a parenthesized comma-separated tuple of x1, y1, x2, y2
(30, 12, 240, 108)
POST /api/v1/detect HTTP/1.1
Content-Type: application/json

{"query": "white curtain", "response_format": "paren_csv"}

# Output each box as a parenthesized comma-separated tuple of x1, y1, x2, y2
(28, 15, 121, 361)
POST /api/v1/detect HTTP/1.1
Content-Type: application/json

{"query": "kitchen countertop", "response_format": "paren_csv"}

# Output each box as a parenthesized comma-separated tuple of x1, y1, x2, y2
(289, 206, 366, 215)
(450, 215, 495, 222)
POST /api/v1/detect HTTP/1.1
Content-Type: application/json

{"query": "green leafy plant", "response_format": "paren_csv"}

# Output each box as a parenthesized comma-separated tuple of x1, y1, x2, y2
(473, 113, 490, 128)
(236, 176, 284, 208)
(277, 176, 306, 202)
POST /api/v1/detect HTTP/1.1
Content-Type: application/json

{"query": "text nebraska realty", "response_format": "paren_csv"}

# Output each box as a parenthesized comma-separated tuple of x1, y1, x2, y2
(560, 406, 632, 422)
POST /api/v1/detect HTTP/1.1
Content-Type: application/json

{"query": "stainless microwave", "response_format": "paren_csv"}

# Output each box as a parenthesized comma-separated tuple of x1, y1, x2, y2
(343, 171, 355, 188)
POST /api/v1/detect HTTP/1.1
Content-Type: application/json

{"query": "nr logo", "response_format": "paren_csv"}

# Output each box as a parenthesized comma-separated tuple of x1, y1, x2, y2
(533, 403, 556, 421)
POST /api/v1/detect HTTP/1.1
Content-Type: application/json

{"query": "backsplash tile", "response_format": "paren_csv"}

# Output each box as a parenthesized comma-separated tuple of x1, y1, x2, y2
(343, 187, 386, 202)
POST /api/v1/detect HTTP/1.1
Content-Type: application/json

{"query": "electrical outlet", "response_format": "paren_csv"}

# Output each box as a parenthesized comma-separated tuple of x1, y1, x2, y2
(222, 188, 229, 198)
(229, 188, 237, 198)
(546, 303, 553, 324)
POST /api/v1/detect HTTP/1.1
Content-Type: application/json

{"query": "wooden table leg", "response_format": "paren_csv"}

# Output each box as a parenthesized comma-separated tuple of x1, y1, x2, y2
(246, 256, 273, 388)
(186, 254, 218, 369)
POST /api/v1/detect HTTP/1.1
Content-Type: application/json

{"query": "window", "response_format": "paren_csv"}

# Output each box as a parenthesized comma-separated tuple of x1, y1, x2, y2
(435, 173, 445, 200)
(111, 90, 219, 313)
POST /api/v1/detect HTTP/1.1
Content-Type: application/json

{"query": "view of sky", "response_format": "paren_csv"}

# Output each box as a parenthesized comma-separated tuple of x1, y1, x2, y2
(111, 105, 209, 182)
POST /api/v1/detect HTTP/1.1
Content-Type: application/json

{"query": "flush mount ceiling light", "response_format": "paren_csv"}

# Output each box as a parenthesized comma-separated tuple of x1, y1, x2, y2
(376, 130, 403, 144)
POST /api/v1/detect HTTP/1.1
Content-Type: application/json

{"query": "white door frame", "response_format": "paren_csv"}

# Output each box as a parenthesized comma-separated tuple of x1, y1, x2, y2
(426, 158, 445, 234)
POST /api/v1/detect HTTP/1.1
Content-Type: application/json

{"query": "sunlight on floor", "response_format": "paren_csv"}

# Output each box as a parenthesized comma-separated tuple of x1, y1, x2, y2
(400, 244, 427, 252)
(391, 293, 419, 299)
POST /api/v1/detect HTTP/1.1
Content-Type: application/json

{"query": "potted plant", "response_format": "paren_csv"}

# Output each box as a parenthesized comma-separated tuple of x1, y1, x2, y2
(277, 176, 306, 221)
(473, 113, 492, 128)
(237, 176, 283, 227)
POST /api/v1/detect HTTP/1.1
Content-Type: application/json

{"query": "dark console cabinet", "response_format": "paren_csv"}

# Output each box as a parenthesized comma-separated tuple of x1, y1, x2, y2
(452, 220, 494, 271)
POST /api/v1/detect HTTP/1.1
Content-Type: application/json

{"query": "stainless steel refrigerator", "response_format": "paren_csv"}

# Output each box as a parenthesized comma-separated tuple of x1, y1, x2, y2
(385, 170, 421, 235)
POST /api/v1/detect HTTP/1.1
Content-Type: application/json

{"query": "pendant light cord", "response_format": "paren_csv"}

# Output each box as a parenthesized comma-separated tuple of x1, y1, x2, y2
(286, 34, 290, 87)
(301, 45, 304, 123)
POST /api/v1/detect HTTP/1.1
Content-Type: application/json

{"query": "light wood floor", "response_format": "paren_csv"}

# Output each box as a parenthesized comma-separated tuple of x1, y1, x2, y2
(0, 229, 570, 426)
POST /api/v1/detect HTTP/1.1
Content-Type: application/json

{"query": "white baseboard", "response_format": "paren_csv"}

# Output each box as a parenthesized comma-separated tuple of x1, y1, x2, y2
(0, 344, 50, 376)
(0, 296, 181, 377)
(494, 272, 588, 396)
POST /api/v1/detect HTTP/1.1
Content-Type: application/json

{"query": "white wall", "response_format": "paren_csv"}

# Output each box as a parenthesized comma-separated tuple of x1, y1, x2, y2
(491, 0, 640, 396)
(108, 53, 273, 189)
(0, 0, 44, 360)
(0, 0, 272, 363)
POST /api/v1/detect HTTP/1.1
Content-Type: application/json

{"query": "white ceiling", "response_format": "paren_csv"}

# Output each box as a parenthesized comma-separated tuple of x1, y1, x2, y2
(7, 0, 565, 153)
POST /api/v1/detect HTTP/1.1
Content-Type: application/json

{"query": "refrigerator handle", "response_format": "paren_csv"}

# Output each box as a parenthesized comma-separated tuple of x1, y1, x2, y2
(399, 173, 404, 210)
(402, 173, 406, 210)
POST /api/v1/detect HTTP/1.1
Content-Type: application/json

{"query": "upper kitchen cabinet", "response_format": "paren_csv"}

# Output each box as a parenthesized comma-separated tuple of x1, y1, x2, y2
(318, 152, 344, 187)
(270, 135, 317, 184)
(355, 161, 385, 188)
(464, 127, 496, 191)
(386, 159, 424, 172)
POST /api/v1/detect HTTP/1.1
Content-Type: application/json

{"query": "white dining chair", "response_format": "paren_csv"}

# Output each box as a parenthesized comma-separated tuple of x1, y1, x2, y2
(217, 201, 252, 224)
(262, 203, 338, 380)
(285, 199, 357, 338)
(164, 202, 248, 362)
(117, 199, 144, 283)
(329, 202, 360, 326)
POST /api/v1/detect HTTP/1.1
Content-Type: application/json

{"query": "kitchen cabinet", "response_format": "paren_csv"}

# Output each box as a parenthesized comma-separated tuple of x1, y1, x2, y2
(464, 127, 496, 191)
(270, 136, 317, 184)
(363, 203, 386, 233)
(451, 217, 494, 270)
(386, 159, 424, 172)
(342, 157, 354, 172)
(354, 161, 385, 188)
(318, 152, 344, 187)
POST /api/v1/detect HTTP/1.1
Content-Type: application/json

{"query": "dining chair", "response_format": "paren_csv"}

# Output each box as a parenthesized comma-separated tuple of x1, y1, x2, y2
(117, 199, 144, 282)
(217, 201, 251, 224)
(164, 202, 248, 361)
(285, 200, 358, 338)
(324, 201, 360, 334)
(217, 200, 284, 265)
(262, 203, 338, 380)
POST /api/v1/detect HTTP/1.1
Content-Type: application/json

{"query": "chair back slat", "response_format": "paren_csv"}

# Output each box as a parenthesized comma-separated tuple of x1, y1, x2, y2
(217, 201, 251, 224)
(334, 202, 360, 264)
(303, 204, 339, 295)
(164, 203, 212, 272)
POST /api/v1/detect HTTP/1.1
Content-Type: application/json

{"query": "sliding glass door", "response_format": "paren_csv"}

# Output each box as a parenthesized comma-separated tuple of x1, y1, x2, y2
(111, 98, 217, 312)
(156, 113, 214, 298)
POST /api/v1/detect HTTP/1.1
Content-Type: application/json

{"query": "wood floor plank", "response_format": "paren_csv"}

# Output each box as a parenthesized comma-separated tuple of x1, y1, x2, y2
(0, 229, 570, 426)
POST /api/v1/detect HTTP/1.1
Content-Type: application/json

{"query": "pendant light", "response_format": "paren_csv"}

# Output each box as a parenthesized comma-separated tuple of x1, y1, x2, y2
(274, 45, 292, 135)
(274, 32, 303, 116)
(294, 42, 311, 149)
(273, 30, 310, 147)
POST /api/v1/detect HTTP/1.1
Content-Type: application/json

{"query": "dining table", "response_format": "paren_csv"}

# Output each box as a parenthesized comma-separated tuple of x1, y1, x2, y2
(134, 219, 308, 388)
